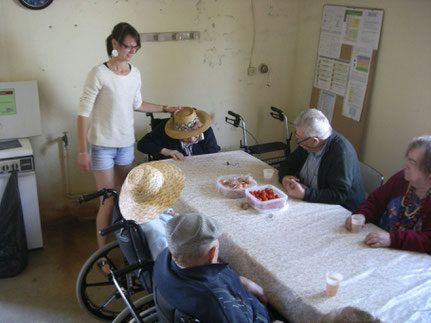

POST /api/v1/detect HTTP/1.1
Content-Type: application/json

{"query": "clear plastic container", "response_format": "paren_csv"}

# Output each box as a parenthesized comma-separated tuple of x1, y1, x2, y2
(245, 185, 287, 212)
(216, 174, 257, 199)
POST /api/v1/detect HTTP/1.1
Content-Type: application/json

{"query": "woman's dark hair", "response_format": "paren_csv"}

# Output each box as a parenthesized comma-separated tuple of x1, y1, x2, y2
(106, 22, 141, 57)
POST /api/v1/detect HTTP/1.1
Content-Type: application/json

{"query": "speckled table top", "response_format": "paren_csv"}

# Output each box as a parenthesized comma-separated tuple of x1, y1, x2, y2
(170, 150, 431, 323)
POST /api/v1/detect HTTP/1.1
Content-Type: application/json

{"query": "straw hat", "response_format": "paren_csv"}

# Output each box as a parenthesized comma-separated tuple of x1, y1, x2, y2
(119, 161, 185, 224)
(165, 107, 212, 139)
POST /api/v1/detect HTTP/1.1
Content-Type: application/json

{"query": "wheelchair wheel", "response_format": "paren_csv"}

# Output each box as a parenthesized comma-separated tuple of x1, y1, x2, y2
(76, 241, 146, 321)
(113, 294, 157, 323)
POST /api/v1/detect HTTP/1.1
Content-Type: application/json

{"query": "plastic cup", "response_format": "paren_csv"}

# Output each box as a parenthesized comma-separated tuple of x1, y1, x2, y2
(325, 272, 343, 296)
(351, 214, 365, 233)
(263, 169, 274, 184)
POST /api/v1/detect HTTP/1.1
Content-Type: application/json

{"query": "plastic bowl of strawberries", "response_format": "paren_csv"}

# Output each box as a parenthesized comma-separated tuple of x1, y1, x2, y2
(245, 185, 288, 212)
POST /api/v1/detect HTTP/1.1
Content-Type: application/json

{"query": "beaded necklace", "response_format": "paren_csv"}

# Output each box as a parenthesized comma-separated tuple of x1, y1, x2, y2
(391, 185, 431, 232)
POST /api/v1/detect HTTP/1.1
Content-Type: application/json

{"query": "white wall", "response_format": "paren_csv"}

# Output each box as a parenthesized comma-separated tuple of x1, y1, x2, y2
(1, 0, 430, 220)
(293, 0, 431, 180)
(0, 0, 299, 219)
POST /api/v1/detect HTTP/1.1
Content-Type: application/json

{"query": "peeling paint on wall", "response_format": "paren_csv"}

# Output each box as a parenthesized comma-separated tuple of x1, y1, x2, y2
(203, 46, 225, 68)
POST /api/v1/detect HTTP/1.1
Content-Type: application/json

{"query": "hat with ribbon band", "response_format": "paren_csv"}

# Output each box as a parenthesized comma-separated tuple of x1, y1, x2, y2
(165, 107, 212, 139)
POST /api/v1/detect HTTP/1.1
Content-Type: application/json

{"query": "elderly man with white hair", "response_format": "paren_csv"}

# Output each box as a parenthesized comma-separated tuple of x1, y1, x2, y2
(278, 108, 364, 211)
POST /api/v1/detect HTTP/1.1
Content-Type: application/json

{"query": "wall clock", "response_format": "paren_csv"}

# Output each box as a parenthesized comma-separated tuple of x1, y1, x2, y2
(18, 0, 54, 10)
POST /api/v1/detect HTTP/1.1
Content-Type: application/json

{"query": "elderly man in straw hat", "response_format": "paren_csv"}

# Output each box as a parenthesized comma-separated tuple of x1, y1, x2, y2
(137, 106, 220, 161)
(153, 213, 273, 322)
(118, 160, 185, 261)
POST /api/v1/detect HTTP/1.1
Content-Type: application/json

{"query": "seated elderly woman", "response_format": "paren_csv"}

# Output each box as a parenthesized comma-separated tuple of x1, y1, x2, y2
(345, 136, 431, 254)
(137, 107, 220, 161)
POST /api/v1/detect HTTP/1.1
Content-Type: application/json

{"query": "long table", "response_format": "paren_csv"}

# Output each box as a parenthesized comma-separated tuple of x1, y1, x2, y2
(170, 150, 431, 322)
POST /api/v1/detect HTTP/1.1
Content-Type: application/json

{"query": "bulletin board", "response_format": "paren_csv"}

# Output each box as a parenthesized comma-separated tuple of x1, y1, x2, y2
(309, 5, 384, 153)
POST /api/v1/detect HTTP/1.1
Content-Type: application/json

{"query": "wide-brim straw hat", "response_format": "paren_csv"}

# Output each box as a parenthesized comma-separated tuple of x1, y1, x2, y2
(119, 161, 185, 224)
(165, 107, 212, 139)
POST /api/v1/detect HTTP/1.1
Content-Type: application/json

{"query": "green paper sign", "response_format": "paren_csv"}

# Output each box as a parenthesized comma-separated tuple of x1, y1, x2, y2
(0, 88, 17, 115)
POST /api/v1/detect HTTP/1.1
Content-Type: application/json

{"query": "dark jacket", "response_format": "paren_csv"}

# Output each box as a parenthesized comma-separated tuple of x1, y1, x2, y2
(137, 119, 219, 159)
(153, 248, 270, 323)
(278, 130, 364, 211)
(354, 170, 431, 254)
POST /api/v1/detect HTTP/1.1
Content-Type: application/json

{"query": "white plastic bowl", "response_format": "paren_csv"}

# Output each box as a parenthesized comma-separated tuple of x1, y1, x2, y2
(216, 174, 257, 199)
(245, 184, 287, 212)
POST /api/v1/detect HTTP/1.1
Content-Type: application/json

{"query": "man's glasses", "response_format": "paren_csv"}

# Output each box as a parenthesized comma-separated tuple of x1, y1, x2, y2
(121, 43, 141, 51)
(295, 131, 312, 145)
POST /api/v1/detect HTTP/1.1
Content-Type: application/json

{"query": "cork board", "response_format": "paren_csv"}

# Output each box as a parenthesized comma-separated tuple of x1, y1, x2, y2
(310, 6, 384, 154)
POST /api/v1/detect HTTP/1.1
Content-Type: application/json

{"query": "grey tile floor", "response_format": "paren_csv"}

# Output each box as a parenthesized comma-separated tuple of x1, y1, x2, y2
(0, 215, 102, 322)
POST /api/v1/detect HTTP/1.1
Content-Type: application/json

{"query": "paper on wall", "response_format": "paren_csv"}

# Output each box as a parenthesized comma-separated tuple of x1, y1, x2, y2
(318, 91, 336, 123)
(314, 56, 333, 91)
(350, 47, 373, 83)
(318, 6, 345, 58)
(318, 31, 342, 58)
(331, 60, 350, 96)
(342, 80, 367, 122)
(321, 5, 345, 34)
(342, 9, 383, 50)
(314, 56, 350, 96)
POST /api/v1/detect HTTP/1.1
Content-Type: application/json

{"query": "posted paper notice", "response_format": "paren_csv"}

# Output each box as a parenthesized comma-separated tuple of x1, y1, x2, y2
(0, 89, 17, 115)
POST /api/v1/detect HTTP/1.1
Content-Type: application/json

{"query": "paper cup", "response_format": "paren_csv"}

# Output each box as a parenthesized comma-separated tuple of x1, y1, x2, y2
(263, 169, 274, 184)
(351, 214, 365, 233)
(325, 272, 343, 296)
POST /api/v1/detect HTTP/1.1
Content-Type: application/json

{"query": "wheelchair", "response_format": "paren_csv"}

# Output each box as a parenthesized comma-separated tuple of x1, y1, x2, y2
(225, 106, 292, 168)
(76, 188, 199, 322)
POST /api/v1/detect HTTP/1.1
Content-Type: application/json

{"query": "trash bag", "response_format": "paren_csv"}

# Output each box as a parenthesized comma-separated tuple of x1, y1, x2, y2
(0, 170, 28, 278)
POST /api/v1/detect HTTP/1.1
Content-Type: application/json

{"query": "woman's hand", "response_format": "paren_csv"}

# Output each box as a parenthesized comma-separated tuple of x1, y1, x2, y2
(77, 152, 92, 172)
(345, 215, 352, 231)
(165, 106, 182, 114)
(364, 232, 391, 248)
(160, 148, 185, 161)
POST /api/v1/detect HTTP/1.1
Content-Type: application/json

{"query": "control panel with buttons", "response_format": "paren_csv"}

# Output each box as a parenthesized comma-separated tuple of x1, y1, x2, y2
(0, 156, 34, 174)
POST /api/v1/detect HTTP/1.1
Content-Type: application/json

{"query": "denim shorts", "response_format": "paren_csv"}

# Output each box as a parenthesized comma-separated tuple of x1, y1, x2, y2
(91, 144, 134, 171)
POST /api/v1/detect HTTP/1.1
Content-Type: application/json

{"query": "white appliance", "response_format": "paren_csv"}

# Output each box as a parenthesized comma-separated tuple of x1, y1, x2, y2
(0, 138, 43, 250)
(0, 81, 43, 250)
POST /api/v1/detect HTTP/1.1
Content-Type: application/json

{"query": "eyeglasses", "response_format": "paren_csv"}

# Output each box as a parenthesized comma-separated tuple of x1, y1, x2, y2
(295, 131, 312, 145)
(121, 43, 141, 51)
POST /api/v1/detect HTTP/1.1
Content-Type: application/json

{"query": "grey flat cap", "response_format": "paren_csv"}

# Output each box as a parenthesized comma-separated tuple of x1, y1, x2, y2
(166, 213, 223, 254)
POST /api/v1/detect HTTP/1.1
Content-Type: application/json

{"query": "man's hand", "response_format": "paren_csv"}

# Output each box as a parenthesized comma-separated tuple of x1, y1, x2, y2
(167, 210, 180, 217)
(282, 176, 305, 200)
(160, 148, 185, 161)
(364, 232, 391, 248)
(239, 276, 268, 304)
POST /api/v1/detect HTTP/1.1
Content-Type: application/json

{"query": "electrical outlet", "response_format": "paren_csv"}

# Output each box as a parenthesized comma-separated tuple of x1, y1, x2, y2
(247, 67, 256, 76)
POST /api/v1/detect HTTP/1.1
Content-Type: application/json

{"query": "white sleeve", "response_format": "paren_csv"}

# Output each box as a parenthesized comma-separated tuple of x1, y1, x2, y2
(78, 67, 102, 117)
(133, 68, 142, 110)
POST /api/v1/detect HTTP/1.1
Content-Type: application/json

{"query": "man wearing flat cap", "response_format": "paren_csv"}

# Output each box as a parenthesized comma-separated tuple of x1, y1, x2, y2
(138, 107, 220, 161)
(153, 213, 271, 322)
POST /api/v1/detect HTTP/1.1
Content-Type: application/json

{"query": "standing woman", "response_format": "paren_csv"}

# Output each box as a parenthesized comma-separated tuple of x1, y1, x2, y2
(77, 22, 177, 250)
